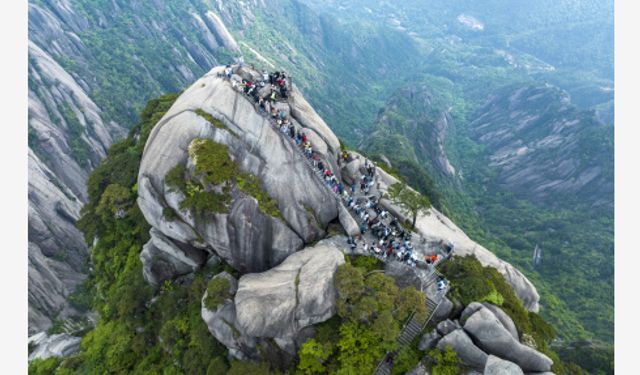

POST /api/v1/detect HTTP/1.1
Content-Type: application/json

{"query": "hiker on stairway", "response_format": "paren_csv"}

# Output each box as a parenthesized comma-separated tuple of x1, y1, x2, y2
(311, 152, 320, 168)
(288, 123, 295, 138)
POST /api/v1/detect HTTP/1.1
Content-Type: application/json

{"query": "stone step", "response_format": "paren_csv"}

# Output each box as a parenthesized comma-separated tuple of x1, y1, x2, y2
(374, 362, 391, 375)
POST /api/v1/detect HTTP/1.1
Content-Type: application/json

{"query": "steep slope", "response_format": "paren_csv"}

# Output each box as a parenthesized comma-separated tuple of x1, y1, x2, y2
(27, 0, 422, 333)
(362, 76, 614, 343)
(136, 65, 342, 279)
(468, 84, 613, 207)
(32, 66, 586, 374)
(27, 0, 240, 333)
(28, 40, 124, 333)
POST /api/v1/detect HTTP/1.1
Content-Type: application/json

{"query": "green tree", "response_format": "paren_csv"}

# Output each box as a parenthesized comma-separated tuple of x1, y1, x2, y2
(95, 183, 132, 221)
(370, 311, 400, 351)
(203, 277, 232, 310)
(335, 264, 365, 318)
(336, 321, 382, 375)
(206, 357, 229, 375)
(298, 338, 334, 374)
(396, 286, 428, 321)
(28, 357, 61, 375)
(384, 182, 431, 229)
(428, 346, 461, 375)
(227, 360, 273, 375)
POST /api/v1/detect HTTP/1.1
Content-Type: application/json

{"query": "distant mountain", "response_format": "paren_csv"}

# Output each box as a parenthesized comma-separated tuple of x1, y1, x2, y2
(467, 84, 613, 208)
(28, 0, 240, 334)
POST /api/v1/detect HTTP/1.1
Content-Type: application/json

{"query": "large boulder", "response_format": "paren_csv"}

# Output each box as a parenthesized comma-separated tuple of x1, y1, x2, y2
(406, 362, 428, 375)
(383, 261, 423, 290)
(137, 65, 346, 275)
(418, 329, 441, 351)
(437, 329, 489, 370)
(140, 228, 208, 287)
(28, 332, 81, 361)
(464, 308, 553, 372)
(201, 272, 258, 360)
(234, 239, 346, 338)
(431, 296, 455, 323)
(482, 302, 519, 340)
(484, 355, 525, 375)
(436, 319, 461, 336)
(460, 302, 484, 324)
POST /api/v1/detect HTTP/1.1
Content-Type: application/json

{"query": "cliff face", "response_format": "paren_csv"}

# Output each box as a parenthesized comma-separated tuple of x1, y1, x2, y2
(363, 84, 458, 181)
(136, 65, 542, 361)
(137, 65, 342, 280)
(469, 84, 613, 208)
(27, 0, 244, 333)
(137, 64, 540, 307)
(28, 38, 124, 333)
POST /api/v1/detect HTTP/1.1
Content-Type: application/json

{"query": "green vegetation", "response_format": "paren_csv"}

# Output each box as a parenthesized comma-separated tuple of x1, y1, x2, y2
(427, 346, 461, 375)
(297, 338, 333, 375)
(440, 255, 589, 374)
(392, 346, 422, 375)
(188, 138, 238, 186)
(28, 357, 62, 375)
(179, 180, 232, 215)
(295, 263, 428, 374)
(194, 108, 230, 131)
(350, 255, 384, 273)
(384, 182, 431, 229)
(165, 164, 187, 193)
(32, 94, 237, 374)
(61, 103, 92, 168)
(227, 359, 275, 375)
(555, 341, 614, 375)
(203, 277, 232, 311)
(442, 256, 547, 343)
(165, 138, 282, 219)
(163, 206, 178, 221)
(236, 172, 283, 219)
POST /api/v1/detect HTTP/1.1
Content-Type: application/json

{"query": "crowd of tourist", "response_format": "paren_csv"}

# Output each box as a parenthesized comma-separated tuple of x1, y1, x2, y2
(220, 64, 454, 275)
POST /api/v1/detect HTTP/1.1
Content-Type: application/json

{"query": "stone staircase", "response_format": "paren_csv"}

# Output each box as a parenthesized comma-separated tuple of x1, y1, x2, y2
(227, 74, 453, 375)
(372, 287, 449, 375)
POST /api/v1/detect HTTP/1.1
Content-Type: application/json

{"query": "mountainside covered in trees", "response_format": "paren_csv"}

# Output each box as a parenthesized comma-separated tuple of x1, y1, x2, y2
(30, 64, 610, 374)
(28, 0, 428, 333)
(27, 0, 614, 371)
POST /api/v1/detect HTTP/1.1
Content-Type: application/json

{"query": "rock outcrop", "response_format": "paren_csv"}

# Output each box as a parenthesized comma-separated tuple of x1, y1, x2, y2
(484, 355, 525, 375)
(141, 228, 208, 287)
(201, 239, 346, 359)
(436, 319, 461, 336)
(436, 329, 489, 370)
(28, 39, 124, 334)
(234, 239, 345, 337)
(418, 329, 441, 351)
(464, 308, 552, 372)
(340, 152, 540, 311)
(27, 0, 241, 334)
(468, 85, 613, 207)
(482, 302, 519, 340)
(28, 332, 81, 361)
(417, 303, 552, 374)
(201, 272, 258, 360)
(137, 65, 343, 274)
